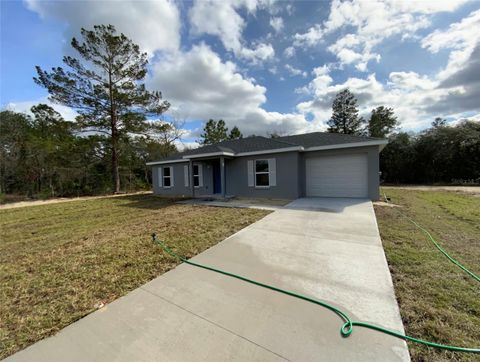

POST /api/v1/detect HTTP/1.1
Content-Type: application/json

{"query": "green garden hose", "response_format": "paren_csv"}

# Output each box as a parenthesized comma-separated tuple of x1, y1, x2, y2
(151, 233, 479, 354)
(381, 188, 480, 283)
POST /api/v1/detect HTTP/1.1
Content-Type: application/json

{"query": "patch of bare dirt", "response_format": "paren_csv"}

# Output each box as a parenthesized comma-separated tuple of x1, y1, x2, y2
(373, 201, 402, 208)
(0, 191, 152, 210)
(383, 185, 480, 195)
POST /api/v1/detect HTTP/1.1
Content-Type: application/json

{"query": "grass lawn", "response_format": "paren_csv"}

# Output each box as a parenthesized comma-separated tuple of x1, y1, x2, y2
(375, 189, 480, 362)
(0, 194, 269, 359)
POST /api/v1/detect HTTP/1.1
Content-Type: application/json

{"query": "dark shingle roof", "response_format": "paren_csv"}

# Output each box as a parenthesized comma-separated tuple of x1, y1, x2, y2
(148, 132, 384, 163)
(275, 132, 383, 148)
(175, 136, 297, 157)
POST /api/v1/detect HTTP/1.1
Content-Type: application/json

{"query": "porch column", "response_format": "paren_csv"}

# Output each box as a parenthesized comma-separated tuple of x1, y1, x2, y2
(220, 156, 226, 198)
(189, 159, 194, 198)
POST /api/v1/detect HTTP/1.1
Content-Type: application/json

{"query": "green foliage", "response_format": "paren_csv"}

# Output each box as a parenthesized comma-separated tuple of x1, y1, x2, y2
(34, 24, 169, 192)
(367, 106, 398, 138)
(328, 88, 365, 135)
(0, 106, 178, 199)
(381, 120, 480, 184)
(199, 119, 229, 144)
(228, 126, 243, 140)
(432, 117, 447, 128)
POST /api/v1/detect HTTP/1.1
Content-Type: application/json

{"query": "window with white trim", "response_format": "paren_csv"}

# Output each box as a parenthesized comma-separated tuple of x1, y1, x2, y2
(193, 164, 200, 187)
(255, 160, 270, 187)
(163, 166, 173, 187)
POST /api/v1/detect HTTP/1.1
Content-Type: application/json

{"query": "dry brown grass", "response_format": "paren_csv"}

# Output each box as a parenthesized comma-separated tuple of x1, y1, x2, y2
(375, 189, 480, 361)
(0, 194, 269, 359)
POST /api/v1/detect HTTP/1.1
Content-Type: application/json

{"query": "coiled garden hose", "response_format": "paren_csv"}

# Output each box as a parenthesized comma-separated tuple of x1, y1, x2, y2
(151, 193, 479, 354)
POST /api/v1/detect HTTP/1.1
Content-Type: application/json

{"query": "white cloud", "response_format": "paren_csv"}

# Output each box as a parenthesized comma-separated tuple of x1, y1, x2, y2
(422, 9, 480, 53)
(26, 0, 181, 55)
(285, 64, 307, 78)
(295, 66, 463, 131)
(189, 0, 275, 63)
(292, 0, 468, 71)
(5, 98, 79, 121)
(293, 24, 323, 47)
(270, 17, 284, 33)
(422, 9, 480, 80)
(284, 46, 295, 58)
(148, 44, 308, 135)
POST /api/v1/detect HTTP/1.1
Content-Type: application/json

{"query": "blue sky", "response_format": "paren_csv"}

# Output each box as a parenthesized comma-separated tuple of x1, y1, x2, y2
(1, 0, 480, 146)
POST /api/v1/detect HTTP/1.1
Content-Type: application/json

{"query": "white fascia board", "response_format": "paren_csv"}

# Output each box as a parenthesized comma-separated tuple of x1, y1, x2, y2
(304, 140, 388, 152)
(183, 152, 235, 159)
(236, 146, 304, 157)
(146, 159, 189, 166)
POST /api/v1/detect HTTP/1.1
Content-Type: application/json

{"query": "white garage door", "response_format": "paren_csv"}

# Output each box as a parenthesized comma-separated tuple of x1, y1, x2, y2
(306, 154, 368, 198)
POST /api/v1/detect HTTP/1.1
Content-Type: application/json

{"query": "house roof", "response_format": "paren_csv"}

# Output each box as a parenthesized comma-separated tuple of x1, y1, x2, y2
(146, 132, 387, 165)
(185, 136, 297, 155)
(275, 132, 384, 148)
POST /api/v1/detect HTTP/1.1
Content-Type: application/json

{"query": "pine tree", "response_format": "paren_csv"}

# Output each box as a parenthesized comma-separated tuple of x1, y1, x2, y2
(327, 89, 364, 135)
(199, 119, 229, 144)
(432, 117, 447, 128)
(228, 126, 243, 140)
(34, 24, 169, 193)
(367, 106, 398, 137)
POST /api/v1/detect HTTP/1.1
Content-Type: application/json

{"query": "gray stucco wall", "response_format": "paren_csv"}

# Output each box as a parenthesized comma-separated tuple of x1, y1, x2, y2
(225, 151, 300, 199)
(300, 145, 381, 200)
(152, 160, 215, 197)
(151, 145, 381, 200)
(152, 162, 191, 197)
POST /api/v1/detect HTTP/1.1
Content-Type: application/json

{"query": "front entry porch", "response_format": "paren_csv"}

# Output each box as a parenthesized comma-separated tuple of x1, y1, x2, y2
(188, 156, 229, 199)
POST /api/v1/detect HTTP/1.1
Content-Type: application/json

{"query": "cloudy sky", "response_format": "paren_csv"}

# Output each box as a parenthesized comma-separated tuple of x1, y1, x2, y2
(1, 0, 480, 145)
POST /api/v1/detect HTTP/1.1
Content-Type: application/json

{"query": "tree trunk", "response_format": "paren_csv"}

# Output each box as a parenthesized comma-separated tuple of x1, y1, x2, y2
(108, 66, 120, 194)
(111, 128, 120, 193)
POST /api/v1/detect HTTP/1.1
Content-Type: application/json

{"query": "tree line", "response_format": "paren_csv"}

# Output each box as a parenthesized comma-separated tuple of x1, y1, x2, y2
(381, 120, 480, 184)
(327, 88, 480, 184)
(0, 105, 179, 198)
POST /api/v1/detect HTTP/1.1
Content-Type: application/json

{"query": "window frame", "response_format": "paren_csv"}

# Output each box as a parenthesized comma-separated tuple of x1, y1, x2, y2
(193, 164, 200, 188)
(162, 166, 173, 188)
(254, 159, 270, 188)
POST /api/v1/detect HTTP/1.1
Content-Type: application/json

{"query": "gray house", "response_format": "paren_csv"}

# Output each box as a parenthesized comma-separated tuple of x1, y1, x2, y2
(147, 132, 388, 200)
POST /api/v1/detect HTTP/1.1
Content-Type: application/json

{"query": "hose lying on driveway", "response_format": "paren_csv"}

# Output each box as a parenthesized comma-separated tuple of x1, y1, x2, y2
(152, 233, 478, 354)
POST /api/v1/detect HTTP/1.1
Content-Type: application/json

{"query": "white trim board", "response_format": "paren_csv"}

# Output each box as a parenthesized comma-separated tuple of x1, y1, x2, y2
(236, 146, 303, 157)
(183, 151, 235, 159)
(304, 140, 387, 152)
(146, 159, 189, 166)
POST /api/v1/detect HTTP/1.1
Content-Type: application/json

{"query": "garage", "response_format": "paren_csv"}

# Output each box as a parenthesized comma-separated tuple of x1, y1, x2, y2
(305, 153, 369, 198)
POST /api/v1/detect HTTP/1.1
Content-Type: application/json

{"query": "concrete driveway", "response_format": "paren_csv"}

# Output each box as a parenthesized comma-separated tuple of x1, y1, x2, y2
(7, 198, 409, 361)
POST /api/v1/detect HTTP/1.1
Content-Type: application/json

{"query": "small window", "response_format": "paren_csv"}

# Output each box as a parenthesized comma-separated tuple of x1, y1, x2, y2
(255, 160, 269, 187)
(163, 166, 172, 187)
(193, 165, 200, 187)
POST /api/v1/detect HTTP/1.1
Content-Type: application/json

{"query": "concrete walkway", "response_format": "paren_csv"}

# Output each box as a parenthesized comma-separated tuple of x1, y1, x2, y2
(7, 198, 409, 361)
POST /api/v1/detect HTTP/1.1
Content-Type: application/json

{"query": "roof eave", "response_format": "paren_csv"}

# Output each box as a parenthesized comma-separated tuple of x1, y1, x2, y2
(235, 146, 304, 157)
(146, 159, 189, 166)
(303, 140, 388, 152)
(183, 151, 236, 159)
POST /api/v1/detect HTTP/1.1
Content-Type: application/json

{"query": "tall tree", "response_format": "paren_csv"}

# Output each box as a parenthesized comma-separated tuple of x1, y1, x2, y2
(228, 126, 243, 140)
(29, 105, 75, 197)
(432, 117, 447, 128)
(199, 119, 229, 145)
(0, 110, 31, 194)
(327, 89, 364, 135)
(367, 106, 398, 138)
(34, 24, 170, 193)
